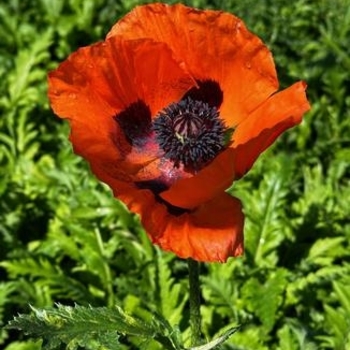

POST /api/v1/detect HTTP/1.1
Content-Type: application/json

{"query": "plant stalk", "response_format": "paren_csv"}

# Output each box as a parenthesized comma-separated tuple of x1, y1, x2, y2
(188, 258, 202, 346)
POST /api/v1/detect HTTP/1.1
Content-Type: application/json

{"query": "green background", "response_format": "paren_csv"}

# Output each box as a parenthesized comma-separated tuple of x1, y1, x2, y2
(1, 0, 350, 349)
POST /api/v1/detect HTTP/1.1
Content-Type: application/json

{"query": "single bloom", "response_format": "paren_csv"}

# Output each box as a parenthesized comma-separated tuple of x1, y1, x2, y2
(48, 3, 310, 262)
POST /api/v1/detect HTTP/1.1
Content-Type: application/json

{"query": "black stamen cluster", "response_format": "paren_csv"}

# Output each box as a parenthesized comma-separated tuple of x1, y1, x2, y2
(153, 97, 226, 170)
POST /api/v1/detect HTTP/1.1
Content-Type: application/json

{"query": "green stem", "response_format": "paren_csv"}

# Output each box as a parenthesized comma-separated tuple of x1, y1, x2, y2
(188, 258, 202, 346)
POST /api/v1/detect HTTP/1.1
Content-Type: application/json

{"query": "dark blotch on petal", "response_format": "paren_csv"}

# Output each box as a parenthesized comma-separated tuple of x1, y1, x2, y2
(136, 179, 169, 194)
(115, 100, 152, 147)
(136, 179, 189, 216)
(157, 196, 189, 216)
(183, 80, 223, 108)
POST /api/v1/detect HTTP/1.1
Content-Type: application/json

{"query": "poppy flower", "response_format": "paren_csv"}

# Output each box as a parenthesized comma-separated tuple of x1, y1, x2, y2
(48, 3, 310, 262)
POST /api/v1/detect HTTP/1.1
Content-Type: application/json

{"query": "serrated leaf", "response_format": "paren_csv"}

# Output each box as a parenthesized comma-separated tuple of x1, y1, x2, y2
(333, 281, 350, 314)
(7, 304, 158, 350)
(277, 324, 299, 350)
(156, 250, 187, 327)
(278, 321, 318, 350)
(237, 154, 293, 267)
(242, 269, 288, 332)
(307, 237, 345, 265)
(324, 305, 348, 342)
(0, 258, 59, 279)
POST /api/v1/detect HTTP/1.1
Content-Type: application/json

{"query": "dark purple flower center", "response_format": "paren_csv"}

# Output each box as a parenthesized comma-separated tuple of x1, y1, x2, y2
(153, 97, 227, 170)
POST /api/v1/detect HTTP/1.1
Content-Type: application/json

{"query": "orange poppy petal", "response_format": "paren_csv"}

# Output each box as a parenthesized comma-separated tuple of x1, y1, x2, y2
(122, 38, 196, 116)
(232, 81, 311, 178)
(157, 83, 309, 208)
(154, 193, 244, 262)
(49, 36, 196, 184)
(85, 162, 243, 263)
(159, 148, 235, 209)
(49, 3, 311, 263)
(48, 64, 116, 129)
(70, 118, 191, 186)
(107, 3, 278, 126)
(49, 36, 195, 119)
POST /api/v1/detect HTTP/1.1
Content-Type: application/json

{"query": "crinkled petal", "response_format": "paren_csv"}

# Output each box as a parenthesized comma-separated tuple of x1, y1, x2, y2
(107, 3, 278, 126)
(232, 81, 311, 179)
(49, 36, 195, 118)
(48, 36, 196, 184)
(89, 164, 244, 263)
(154, 193, 244, 262)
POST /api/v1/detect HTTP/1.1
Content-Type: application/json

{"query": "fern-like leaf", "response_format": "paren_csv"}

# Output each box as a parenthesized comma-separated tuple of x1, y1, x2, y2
(242, 268, 288, 332)
(156, 250, 187, 327)
(7, 304, 159, 350)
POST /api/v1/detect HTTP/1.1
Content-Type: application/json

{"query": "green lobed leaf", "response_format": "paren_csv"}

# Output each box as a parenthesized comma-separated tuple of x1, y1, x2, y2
(7, 304, 157, 350)
(156, 250, 187, 327)
(242, 268, 288, 332)
(307, 237, 346, 265)
(333, 281, 350, 314)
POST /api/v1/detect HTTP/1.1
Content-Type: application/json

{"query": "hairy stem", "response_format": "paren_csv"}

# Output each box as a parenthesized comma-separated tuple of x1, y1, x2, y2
(188, 258, 202, 346)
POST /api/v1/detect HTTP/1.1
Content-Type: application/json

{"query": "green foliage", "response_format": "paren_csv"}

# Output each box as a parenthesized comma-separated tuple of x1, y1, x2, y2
(242, 269, 288, 332)
(236, 154, 294, 267)
(4, 341, 42, 350)
(319, 278, 350, 349)
(1, 0, 350, 349)
(7, 304, 240, 350)
(7, 303, 177, 349)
